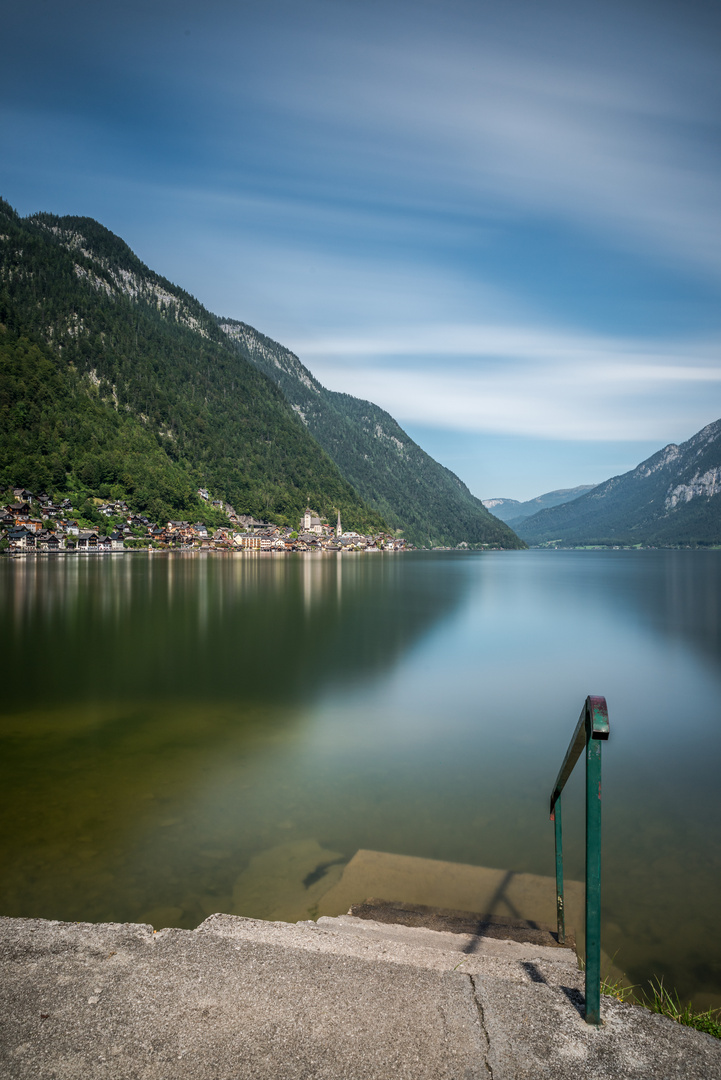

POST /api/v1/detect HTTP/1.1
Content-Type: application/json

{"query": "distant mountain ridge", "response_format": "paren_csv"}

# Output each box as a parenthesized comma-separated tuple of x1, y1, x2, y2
(219, 318, 523, 549)
(483, 486, 597, 524)
(517, 421, 721, 545)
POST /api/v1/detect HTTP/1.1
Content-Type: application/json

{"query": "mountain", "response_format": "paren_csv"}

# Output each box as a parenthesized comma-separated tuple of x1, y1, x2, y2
(517, 422, 721, 546)
(481, 497, 522, 521)
(482, 486, 597, 524)
(0, 198, 523, 547)
(0, 199, 386, 531)
(218, 319, 524, 549)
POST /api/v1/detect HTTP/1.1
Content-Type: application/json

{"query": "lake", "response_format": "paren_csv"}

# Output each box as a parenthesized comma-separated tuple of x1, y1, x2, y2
(1, 549, 720, 1009)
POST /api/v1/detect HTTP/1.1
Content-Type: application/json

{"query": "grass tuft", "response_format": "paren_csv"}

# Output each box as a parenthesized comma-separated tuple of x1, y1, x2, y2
(642, 978, 721, 1040)
(600, 974, 636, 1004)
(580, 957, 721, 1039)
(579, 953, 637, 1004)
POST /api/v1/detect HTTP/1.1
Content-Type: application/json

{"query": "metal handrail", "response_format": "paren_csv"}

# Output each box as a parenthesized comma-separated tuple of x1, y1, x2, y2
(549, 695, 609, 1026)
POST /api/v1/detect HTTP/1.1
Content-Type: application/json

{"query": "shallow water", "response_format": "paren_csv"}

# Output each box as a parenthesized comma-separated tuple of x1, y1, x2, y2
(1, 549, 720, 1007)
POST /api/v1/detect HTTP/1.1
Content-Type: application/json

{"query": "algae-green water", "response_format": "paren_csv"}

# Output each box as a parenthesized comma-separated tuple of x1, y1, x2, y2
(1, 549, 720, 1009)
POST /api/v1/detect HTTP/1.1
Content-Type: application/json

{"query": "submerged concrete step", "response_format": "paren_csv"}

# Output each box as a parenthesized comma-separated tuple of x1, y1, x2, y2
(317, 850, 586, 948)
(231, 844, 633, 985)
(226, 842, 585, 935)
(347, 897, 573, 948)
(316, 849, 630, 986)
(228, 844, 633, 987)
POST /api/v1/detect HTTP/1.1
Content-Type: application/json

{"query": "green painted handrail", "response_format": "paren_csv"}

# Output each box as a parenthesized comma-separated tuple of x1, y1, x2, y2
(549, 695, 609, 1026)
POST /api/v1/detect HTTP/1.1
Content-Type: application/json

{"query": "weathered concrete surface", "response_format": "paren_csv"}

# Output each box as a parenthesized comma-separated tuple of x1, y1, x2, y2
(477, 972, 721, 1080)
(201, 912, 582, 981)
(0, 916, 487, 1079)
(1, 913, 720, 1080)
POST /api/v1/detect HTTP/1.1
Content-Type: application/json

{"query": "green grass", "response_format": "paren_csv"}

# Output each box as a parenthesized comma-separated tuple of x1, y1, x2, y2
(599, 973, 637, 1004)
(579, 953, 637, 1004)
(641, 978, 721, 1040)
(581, 958, 721, 1040)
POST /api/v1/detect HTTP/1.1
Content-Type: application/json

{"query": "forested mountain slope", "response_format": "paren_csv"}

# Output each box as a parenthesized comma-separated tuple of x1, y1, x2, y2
(517, 421, 721, 545)
(219, 319, 524, 549)
(0, 199, 385, 531)
(0, 198, 523, 546)
(482, 486, 597, 524)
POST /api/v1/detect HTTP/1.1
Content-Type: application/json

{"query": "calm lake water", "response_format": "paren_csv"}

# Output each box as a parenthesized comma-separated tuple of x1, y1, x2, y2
(1, 549, 720, 1008)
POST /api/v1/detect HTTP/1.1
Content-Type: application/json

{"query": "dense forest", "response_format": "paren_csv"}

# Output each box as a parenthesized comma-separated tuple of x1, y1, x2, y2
(0, 199, 386, 532)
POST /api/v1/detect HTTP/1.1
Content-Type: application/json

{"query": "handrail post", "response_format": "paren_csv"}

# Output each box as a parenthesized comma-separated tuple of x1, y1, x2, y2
(584, 702, 604, 1026)
(549, 696, 608, 1026)
(552, 795, 565, 945)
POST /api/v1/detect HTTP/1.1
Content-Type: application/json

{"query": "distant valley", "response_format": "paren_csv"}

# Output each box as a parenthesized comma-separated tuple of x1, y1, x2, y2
(482, 486, 597, 525)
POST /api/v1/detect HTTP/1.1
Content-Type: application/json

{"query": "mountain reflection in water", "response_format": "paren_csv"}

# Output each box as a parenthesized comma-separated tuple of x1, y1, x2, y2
(1, 552, 467, 707)
(0, 552, 467, 938)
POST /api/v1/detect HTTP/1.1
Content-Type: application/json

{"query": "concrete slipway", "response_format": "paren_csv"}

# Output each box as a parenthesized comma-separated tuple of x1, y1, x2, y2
(1, 850, 719, 1079)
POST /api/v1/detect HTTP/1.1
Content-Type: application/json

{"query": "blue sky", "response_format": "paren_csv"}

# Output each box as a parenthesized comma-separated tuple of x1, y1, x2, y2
(2, 0, 720, 499)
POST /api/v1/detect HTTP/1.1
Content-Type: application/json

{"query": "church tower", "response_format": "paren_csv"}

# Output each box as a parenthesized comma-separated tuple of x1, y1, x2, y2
(336, 509, 342, 537)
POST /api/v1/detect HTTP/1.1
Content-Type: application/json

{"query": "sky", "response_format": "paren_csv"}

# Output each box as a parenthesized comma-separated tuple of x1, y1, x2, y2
(2, 0, 720, 500)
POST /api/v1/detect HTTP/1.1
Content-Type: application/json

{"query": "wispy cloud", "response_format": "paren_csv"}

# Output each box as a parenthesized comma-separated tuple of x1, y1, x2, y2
(296, 323, 721, 441)
(251, 5, 721, 279)
(295, 325, 721, 365)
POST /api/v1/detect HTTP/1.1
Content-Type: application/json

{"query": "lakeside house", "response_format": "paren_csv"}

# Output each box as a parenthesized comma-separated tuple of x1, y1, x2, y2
(8, 527, 36, 552)
(2, 488, 406, 556)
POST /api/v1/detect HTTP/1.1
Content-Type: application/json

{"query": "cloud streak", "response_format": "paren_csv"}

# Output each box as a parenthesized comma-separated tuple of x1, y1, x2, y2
(297, 323, 721, 441)
(252, 4, 721, 279)
(295, 324, 721, 365)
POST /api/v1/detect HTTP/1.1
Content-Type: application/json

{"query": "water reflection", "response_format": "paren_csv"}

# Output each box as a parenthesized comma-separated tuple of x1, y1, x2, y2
(606, 550, 721, 666)
(502, 549, 721, 671)
(0, 552, 466, 708)
(1, 550, 720, 1010)
(0, 552, 468, 934)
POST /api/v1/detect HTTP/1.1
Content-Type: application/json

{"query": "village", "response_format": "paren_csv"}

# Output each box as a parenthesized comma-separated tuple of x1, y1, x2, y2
(1, 487, 407, 555)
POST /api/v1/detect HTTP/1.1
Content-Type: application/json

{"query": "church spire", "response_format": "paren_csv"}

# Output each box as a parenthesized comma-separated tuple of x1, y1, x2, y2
(336, 508, 342, 537)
